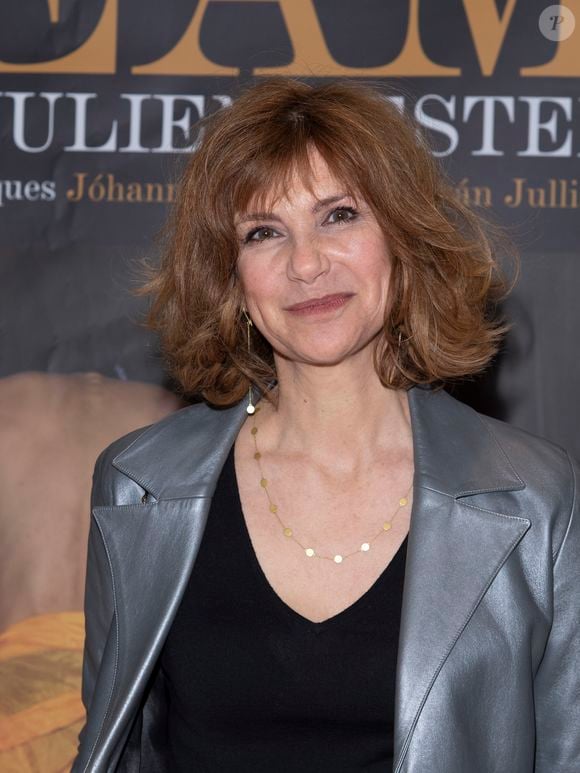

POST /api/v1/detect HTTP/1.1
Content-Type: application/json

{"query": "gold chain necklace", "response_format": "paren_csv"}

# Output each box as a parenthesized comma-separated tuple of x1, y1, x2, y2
(249, 407, 413, 565)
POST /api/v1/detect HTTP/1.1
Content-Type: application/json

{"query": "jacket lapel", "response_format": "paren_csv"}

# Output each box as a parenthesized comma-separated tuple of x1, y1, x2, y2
(90, 498, 209, 768)
(393, 388, 530, 772)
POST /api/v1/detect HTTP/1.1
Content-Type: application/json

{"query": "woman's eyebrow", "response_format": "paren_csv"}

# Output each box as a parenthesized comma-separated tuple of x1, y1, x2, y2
(236, 211, 283, 225)
(236, 193, 351, 224)
(312, 193, 351, 213)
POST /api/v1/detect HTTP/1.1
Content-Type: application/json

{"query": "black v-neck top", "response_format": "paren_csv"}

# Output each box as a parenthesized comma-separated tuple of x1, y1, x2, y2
(159, 446, 407, 772)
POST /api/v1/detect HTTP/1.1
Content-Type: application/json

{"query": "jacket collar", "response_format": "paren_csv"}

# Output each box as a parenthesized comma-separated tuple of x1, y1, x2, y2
(408, 385, 524, 497)
(112, 384, 525, 501)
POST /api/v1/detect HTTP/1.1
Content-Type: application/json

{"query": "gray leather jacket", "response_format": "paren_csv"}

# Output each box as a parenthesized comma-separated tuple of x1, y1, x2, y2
(73, 386, 580, 772)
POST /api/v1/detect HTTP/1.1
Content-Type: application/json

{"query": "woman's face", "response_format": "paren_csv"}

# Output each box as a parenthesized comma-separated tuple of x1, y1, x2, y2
(235, 148, 392, 368)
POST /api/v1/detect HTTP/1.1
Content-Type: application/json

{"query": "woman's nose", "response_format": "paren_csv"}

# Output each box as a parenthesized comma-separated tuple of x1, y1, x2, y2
(286, 236, 330, 284)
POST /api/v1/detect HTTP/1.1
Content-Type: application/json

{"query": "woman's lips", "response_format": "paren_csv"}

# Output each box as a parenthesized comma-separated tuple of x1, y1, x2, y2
(284, 293, 354, 315)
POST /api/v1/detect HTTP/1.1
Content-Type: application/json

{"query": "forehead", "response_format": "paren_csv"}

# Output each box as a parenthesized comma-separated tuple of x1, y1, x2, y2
(237, 146, 357, 215)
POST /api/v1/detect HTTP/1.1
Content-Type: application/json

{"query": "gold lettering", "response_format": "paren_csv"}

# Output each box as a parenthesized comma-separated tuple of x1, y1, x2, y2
(107, 174, 124, 202)
(567, 179, 579, 208)
(455, 178, 492, 207)
(48, 0, 60, 23)
(0, 0, 117, 74)
(564, 178, 578, 208)
(255, 0, 458, 77)
(471, 184, 492, 207)
(133, 0, 237, 76)
(547, 178, 558, 208)
(456, 177, 471, 206)
(66, 173, 177, 203)
(134, 0, 457, 78)
(165, 183, 176, 203)
(87, 174, 106, 202)
(67, 173, 87, 202)
(144, 183, 164, 203)
(126, 182, 143, 202)
(521, 0, 580, 76)
(461, 0, 517, 76)
(504, 178, 525, 208)
(502, 178, 580, 209)
(528, 186, 546, 208)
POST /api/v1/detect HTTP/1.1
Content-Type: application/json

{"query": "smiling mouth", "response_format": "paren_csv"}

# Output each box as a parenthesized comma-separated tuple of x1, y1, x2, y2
(284, 293, 355, 314)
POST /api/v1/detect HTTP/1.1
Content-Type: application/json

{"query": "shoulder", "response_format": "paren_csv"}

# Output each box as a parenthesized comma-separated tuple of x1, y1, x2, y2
(478, 409, 574, 493)
(475, 405, 577, 554)
(91, 399, 247, 506)
(422, 386, 576, 549)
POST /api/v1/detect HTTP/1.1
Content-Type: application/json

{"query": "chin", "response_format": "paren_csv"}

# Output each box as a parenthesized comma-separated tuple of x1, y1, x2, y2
(270, 327, 381, 368)
(277, 342, 371, 368)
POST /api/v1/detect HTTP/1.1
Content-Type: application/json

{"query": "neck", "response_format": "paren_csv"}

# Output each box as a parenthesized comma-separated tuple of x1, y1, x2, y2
(258, 354, 412, 468)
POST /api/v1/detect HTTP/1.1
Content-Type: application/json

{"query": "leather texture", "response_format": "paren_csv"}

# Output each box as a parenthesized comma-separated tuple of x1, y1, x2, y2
(73, 385, 580, 772)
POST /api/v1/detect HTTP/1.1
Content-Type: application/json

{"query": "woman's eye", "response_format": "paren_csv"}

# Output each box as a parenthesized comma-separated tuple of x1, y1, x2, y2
(243, 226, 277, 244)
(327, 206, 358, 225)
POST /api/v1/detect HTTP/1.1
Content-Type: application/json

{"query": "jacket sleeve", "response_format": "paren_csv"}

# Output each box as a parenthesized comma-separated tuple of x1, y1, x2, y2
(73, 427, 150, 772)
(73, 449, 118, 772)
(533, 450, 580, 771)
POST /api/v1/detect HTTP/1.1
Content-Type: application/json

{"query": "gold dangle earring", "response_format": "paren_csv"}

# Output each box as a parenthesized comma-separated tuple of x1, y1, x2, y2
(242, 308, 256, 415)
(394, 328, 404, 370)
(396, 327, 414, 367)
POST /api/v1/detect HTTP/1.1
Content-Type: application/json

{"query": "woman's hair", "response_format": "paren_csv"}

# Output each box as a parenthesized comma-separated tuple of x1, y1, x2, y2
(144, 78, 516, 406)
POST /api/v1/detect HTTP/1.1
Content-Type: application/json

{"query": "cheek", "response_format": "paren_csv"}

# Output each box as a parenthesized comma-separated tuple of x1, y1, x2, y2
(354, 237, 391, 289)
(238, 262, 281, 314)
(237, 258, 261, 296)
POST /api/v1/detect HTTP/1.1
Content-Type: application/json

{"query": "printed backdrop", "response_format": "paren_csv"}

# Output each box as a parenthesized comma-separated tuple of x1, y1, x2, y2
(2, 0, 579, 442)
(1, 0, 580, 438)
(0, 1, 579, 766)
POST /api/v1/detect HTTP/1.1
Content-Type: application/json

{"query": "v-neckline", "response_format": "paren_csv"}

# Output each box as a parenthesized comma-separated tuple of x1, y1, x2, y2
(229, 447, 409, 630)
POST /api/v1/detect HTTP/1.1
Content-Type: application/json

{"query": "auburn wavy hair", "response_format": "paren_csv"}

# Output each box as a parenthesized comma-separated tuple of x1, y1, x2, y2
(144, 78, 515, 406)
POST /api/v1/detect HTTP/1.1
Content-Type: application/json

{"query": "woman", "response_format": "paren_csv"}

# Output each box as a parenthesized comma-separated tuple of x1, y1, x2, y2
(73, 80, 580, 772)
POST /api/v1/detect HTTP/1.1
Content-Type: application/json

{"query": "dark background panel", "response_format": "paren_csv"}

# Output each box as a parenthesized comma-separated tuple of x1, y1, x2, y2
(0, 0, 578, 456)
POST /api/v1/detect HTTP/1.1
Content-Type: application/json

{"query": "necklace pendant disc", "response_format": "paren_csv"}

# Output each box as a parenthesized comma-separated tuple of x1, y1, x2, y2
(305, 548, 315, 557)
(334, 554, 343, 564)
